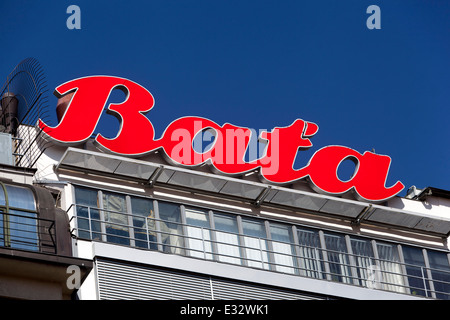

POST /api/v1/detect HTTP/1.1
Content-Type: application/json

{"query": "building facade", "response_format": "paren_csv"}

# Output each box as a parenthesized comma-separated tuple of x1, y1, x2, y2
(31, 141, 450, 300)
(1, 72, 449, 300)
(0, 139, 92, 300)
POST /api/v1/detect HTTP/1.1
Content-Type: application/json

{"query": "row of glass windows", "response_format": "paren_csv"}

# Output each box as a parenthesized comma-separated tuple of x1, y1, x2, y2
(0, 183, 38, 251)
(73, 186, 450, 299)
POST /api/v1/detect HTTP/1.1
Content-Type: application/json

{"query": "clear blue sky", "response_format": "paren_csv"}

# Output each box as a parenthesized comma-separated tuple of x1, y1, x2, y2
(0, 0, 449, 196)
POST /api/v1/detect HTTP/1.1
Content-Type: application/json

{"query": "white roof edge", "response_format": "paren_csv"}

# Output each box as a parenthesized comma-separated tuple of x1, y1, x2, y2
(56, 147, 450, 236)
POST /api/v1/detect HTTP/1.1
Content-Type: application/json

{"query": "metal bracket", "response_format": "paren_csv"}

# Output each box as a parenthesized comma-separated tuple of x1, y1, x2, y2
(351, 204, 373, 226)
(147, 165, 164, 187)
(253, 186, 272, 208)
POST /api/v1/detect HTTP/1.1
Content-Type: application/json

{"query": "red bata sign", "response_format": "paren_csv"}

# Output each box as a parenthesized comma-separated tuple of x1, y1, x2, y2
(38, 76, 404, 202)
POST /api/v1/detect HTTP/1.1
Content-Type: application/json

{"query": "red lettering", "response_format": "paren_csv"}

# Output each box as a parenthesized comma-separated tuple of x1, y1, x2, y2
(307, 146, 404, 202)
(160, 117, 259, 174)
(38, 76, 404, 201)
(94, 79, 159, 155)
(257, 119, 317, 183)
(39, 76, 160, 156)
(39, 76, 113, 144)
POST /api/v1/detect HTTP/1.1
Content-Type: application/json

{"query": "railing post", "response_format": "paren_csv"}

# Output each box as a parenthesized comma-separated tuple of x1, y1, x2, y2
(319, 231, 332, 281)
(421, 267, 428, 297)
(88, 206, 93, 240)
(259, 238, 265, 269)
(145, 216, 150, 249)
(315, 248, 324, 278)
(201, 227, 206, 259)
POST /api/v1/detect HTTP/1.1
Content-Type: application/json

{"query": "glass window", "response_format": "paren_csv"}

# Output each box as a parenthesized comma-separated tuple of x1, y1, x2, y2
(0, 185, 5, 206)
(68, 186, 450, 299)
(323, 232, 352, 284)
(402, 246, 431, 297)
(270, 223, 296, 274)
(376, 242, 406, 293)
(0, 185, 37, 251)
(427, 251, 450, 299)
(185, 207, 213, 260)
(350, 237, 376, 287)
(297, 227, 324, 279)
(102, 192, 129, 246)
(242, 218, 269, 270)
(74, 187, 101, 240)
(158, 202, 184, 255)
(214, 213, 241, 265)
(6, 185, 36, 210)
(130, 197, 156, 250)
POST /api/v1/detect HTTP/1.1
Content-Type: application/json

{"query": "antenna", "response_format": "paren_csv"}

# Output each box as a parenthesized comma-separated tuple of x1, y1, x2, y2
(0, 57, 52, 168)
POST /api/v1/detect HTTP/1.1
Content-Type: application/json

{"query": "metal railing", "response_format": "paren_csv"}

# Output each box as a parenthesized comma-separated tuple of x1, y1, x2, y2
(0, 211, 56, 253)
(68, 204, 450, 299)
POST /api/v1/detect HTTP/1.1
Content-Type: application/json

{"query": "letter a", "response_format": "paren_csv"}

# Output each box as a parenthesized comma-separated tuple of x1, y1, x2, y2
(67, 5, 81, 30)
(366, 5, 381, 30)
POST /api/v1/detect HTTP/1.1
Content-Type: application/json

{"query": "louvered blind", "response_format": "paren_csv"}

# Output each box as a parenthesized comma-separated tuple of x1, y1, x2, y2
(210, 277, 321, 300)
(96, 258, 324, 300)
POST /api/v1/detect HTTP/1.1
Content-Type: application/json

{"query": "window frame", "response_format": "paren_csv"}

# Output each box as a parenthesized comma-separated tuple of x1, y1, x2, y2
(70, 184, 450, 299)
(0, 181, 39, 251)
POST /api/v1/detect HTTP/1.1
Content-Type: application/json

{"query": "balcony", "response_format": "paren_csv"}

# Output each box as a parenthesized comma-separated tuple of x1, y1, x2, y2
(68, 203, 450, 300)
(0, 211, 56, 254)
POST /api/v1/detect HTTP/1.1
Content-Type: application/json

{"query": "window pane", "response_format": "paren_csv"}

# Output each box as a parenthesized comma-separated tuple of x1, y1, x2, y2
(427, 251, 450, 300)
(0, 185, 5, 206)
(350, 237, 375, 287)
(102, 192, 129, 246)
(74, 187, 101, 240)
(3, 185, 37, 251)
(402, 246, 430, 297)
(214, 213, 241, 265)
(5, 185, 35, 210)
(377, 242, 406, 293)
(158, 202, 184, 255)
(323, 232, 352, 284)
(185, 207, 213, 260)
(270, 223, 296, 274)
(242, 218, 269, 270)
(297, 227, 324, 279)
(130, 197, 156, 250)
(7, 209, 38, 250)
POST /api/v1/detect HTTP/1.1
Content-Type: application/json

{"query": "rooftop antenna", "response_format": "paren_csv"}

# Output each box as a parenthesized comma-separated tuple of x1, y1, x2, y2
(0, 58, 51, 168)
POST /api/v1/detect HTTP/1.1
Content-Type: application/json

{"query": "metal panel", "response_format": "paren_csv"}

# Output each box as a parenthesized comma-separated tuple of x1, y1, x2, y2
(61, 149, 121, 173)
(219, 181, 265, 199)
(412, 217, 450, 234)
(319, 199, 366, 218)
(114, 161, 157, 180)
(366, 208, 423, 228)
(59, 149, 86, 168)
(210, 277, 322, 300)
(97, 259, 212, 300)
(56, 148, 450, 236)
(156, 168, 175, 183)
(268, 190, 328, 211)
(167, 171, 227, 192)
(96, 258, 324, 300)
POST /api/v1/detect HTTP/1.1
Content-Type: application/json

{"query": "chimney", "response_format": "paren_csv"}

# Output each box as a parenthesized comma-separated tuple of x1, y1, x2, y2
(1, 92, 19, 135)
(56, 92, 75, 122)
